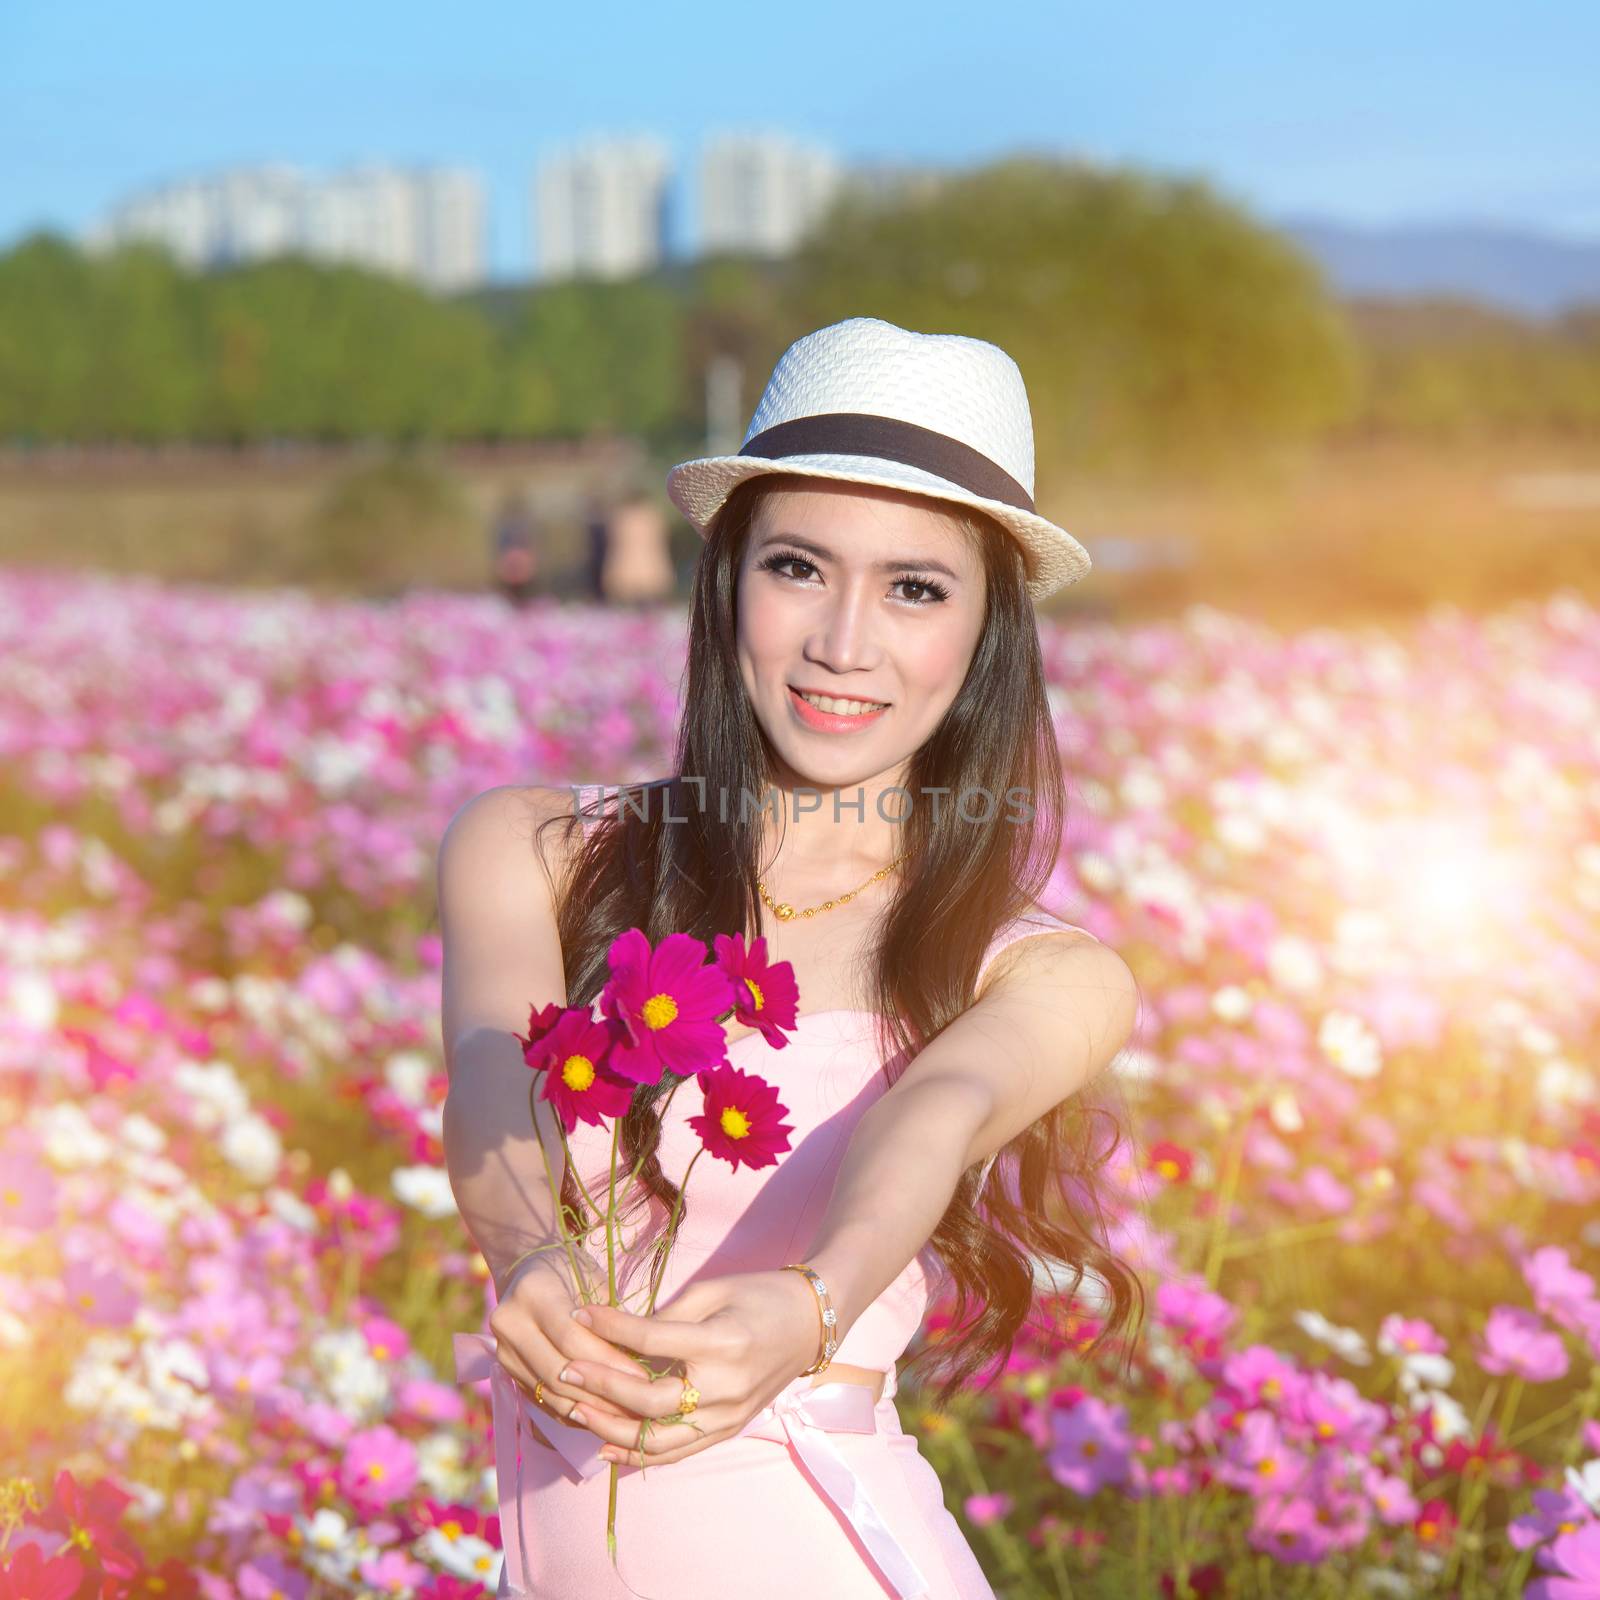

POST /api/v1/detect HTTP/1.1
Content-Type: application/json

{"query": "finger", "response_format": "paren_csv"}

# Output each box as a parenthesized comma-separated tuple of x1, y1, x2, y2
(600, 1423, 727, 1469)
(493, 1334, 637, 1423)
(576, 1301, 721, 1360)
(558, 1359, 704, 1420)
(569, 1404, 719, 1456)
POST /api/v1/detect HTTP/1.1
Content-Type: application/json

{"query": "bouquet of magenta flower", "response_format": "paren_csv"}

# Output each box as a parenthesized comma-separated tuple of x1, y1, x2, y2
(510, 926, 802, 1571)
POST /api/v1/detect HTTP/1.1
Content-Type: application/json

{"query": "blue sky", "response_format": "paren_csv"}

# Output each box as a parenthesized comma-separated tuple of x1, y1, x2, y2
(2, 0, 1594, 281)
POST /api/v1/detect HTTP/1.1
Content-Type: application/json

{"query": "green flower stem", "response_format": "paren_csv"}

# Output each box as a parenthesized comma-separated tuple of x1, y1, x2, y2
(941, 1427, 1036, 1592)
(528, 1084, 591, 1303)
(1201, 1086, 1266, 1291)
(645, 1146, 705, 1315)
(1443, 1374, 1524, 1590)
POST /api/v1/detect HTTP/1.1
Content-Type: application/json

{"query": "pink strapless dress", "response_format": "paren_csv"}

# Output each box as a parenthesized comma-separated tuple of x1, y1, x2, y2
(455, 909, 1098, 1599)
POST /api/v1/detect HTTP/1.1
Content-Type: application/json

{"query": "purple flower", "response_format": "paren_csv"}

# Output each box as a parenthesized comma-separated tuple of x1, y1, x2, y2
(1047, 1396, 1133, 1496)
(1477, 1305, 1570, 1383)
(1527, 1522, 1600, 1600)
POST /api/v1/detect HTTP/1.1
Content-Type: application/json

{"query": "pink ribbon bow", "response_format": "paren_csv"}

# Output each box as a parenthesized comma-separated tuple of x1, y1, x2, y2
(453, 1331, 930, 1599)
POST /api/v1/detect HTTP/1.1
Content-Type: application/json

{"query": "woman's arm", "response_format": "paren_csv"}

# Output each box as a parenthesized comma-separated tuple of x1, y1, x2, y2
(804, 931, 1140, 1346)
(437, 784, 583, 1291)
(561, 930, 1141, 1466)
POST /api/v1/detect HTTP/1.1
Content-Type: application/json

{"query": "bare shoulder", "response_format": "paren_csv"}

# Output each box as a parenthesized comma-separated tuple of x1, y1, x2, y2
(983, 920, 1140, 1056)
(436, 783, 585, 898)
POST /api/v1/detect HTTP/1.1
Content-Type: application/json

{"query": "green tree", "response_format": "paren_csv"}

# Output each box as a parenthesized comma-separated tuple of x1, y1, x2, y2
(783, 155, 1361, 477)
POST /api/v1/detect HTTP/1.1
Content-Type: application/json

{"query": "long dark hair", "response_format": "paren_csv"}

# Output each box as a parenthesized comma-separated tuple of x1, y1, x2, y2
(536, 472, 1144, 1405)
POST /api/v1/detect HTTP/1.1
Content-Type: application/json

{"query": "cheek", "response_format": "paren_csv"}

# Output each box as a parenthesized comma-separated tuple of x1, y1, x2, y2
(904, 625, 977, 698)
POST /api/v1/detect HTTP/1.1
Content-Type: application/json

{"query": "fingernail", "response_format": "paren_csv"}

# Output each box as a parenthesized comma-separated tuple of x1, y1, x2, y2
(559, 1366, 577, 1385)
(569, 1406, 588, 1425)
(571, 1308, 593, 1326)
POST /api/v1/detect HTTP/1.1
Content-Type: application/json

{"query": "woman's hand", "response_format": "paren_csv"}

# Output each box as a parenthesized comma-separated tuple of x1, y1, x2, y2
(555, 1268, 823, 1467)
(487, 1252, 656, 1431)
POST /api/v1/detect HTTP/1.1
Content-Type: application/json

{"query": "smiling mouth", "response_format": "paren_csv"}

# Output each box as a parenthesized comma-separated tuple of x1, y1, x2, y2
(788, 685, 892, 716)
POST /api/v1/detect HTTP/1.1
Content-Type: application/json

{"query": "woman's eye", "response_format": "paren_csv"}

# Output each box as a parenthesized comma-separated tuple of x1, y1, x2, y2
(893, 577, 950, 605)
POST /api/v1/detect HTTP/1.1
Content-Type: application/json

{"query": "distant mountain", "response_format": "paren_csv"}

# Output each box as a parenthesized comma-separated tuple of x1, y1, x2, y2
(1273, 217, 1600, 319)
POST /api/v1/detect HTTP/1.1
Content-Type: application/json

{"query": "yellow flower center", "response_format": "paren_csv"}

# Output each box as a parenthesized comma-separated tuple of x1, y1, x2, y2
(367, 1463, 385, 1481)
(743, 976, 765, 1011)
(1155, 1158, 1181, 1179)
(561, 1053, 596, 1090)
(1081, 1440, 1099, 1457)
(719, 1107, 751, 1140)
(642, 993, 679, 1030)
(1257, 1457, 1277, 1476)
(2, 1189, 18, 1206)
(439, 1519, 464, 1540)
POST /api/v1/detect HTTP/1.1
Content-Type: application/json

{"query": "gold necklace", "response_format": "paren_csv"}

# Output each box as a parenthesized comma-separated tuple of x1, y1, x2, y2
(758, 850, 912, 922)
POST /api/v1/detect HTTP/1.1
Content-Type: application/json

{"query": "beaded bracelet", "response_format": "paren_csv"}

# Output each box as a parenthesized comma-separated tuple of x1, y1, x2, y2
(781, 1261, 839, 1375)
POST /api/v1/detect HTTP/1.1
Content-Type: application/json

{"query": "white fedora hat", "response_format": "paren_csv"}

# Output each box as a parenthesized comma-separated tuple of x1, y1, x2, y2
(665, 315, 1092, 602)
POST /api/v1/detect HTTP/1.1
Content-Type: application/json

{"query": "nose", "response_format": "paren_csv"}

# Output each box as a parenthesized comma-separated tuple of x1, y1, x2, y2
(805, 578, 881, 675)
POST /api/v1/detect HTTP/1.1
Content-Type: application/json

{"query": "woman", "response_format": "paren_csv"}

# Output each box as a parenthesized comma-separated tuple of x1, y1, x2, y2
(439, 316, 1143, 1599)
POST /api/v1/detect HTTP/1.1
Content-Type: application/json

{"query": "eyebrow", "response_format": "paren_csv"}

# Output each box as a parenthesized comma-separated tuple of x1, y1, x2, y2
(757, 532, 964, 582)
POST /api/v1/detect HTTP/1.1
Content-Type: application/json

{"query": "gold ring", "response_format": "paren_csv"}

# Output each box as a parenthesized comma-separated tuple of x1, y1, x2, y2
(678, 1379, 699, 1417)
(533, 1379, 545, 1406)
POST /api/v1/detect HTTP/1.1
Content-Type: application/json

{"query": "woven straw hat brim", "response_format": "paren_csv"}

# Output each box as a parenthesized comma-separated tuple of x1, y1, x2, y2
(665, 451, 1092, 603)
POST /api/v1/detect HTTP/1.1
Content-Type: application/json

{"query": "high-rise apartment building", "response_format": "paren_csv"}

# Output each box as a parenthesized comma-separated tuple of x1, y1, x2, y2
(88, 164, 487, 293)
(533, 135, 672, 282)
(698, 130, 842, 257)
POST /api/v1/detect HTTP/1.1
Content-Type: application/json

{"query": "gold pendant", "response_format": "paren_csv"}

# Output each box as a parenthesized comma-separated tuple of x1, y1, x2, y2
(774, 903, 795, 921)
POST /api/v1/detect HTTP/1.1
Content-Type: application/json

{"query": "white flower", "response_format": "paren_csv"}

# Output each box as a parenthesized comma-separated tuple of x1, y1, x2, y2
(392, 1164, 458, 1220)
(1210, 985, 1253, 1023)
(1567, 1457, 1600, 1514)
(384, 1050, 434, 1107)
(220, 1113, 282, 1186)
(1292, 1308, 1372, 1365)
(1268, 1088, 1304, 1134)
(1394, 1351, 1455, 1393)
(187, 977, 232, 1012)
(415, 1431, 473, 1499)
(311, 1329, 390, 1420)
(1319, 1009, 1382, 1080)
(265, 1187, 319, 1232)
(419, 1524, 502, 1584)
(119, 1113, 167, 1154)
(5, 968, 59, 1033)
(1410, 1387, 1471, 1443)
(33, 1102, 114, 1168)
(174, 1059, 251, 1130)
(1266, 935, 1323, 995)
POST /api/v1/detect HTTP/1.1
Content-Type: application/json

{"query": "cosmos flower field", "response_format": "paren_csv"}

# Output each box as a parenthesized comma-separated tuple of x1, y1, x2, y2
(2, 566, 1598, 1599)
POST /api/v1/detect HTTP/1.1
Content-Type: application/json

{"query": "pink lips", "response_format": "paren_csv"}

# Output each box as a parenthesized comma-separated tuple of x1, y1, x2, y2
(787, 684, 890, 734)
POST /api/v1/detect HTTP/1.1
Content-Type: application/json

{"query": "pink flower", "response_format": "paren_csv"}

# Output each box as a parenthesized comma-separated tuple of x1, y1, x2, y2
(712, 931, 799, 1047)
(0, 1543, 85, 1600)
(964, 1492, 1012, 1525)
(0, 1144, 59, 1235)
(1527, 1522, 1600, 1600)
(358, 1548, 429, 1592)
(1377, 1313, 1447, 1357)
(1248, 1494, 1336, 1564)
(395, 1376, 465, 1424)
(521, 1006, 635, 1135)
(687, 1065, 794, 1171)
(1524, 1246, 1599, 1334)
(339, 1425, 419, 1510)
(361, 1313, 412, 1363)
(601, 929, 737, 1083)
(1361, 1464, 1421, 1526)
(1477, 1305, 1571, 1383)
(62, 1259, 138, 1327)
(1510, 1486, 1594, 1551)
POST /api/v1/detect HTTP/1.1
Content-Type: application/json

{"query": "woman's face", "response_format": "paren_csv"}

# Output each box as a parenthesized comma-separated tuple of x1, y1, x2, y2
(735, 480, 988, 791)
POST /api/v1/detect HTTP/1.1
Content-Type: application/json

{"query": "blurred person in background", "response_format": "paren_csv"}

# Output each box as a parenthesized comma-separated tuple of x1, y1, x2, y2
(583, 493, 611, 602)
(599, 488, 676, 607)
(490, 488, 544, 606)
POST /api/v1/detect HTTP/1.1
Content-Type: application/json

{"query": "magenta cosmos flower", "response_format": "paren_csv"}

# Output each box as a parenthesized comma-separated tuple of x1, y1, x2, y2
(687, 1064, 794, 1171)
(600, 929, 738, 1084)
(519, 1006, 634, 1135)
(1527, 1522, 1600, 1600)
(712, 931, 800, 1047)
